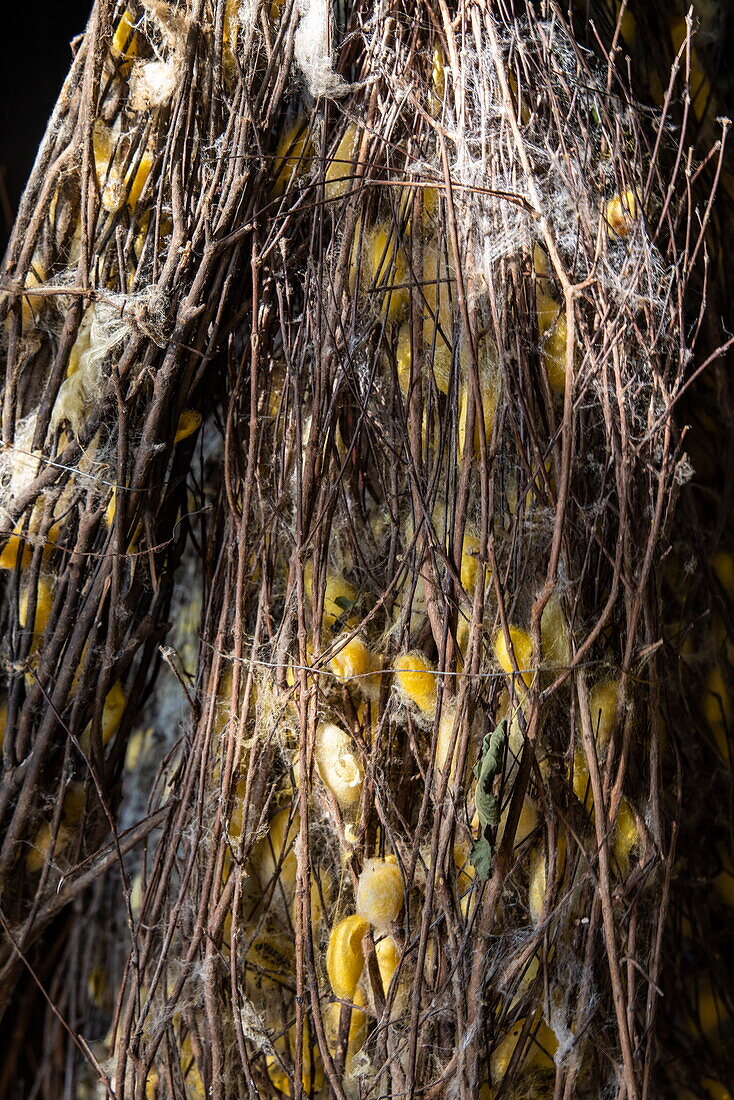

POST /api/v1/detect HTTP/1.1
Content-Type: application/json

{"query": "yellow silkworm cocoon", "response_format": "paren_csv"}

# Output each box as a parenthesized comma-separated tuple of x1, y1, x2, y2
(18, 575, 54, 637)
(541, 307, 569, 395)
(328, 633, 372, 682)
(540, 595, 569, 669)
(454, 840, 475, 898)
(326, 914, 370, 999)
(267, 1022, 324, 1096)
(375, 935, 401, 997)
(93, 121, 153, 213)
(536, 289, 560, 335)
(26, 821, 74, 873)
(460, 533, 481, 596)
(104, 488, 117, 528)
(87, 965, 108, 1010)
(326, 985, 368, 1074)
(180, 1034, 205, 1099)
(111, 6, 139, 63)
(457, 367, 500, 459)
(0, 529, 33, 572)
(145, 1068, 159, 1100)
(17, 265, 46, 328)
(396, 322, 412, 394)
(250, 807, 299, 891)
(273, 118, 313, 196)
(422, 185, 439, 222)
(693, 980, 728, 1036)
(125, 147, 153, 210)
(491, 1015, 558, 1080)
(714, 551, 734, 599)
(497, 795, 539, 850)
(605, 189, 637, 237)
(616, 2, 636, 44)
(102, 681, 126, 744)
(174, 409, 202, 443)
(494, 626, 533, 688)
(429, 44, 446, 117)
(423, 304, 452, 394)
(612, 798, 639, 877)
(130, 871, 144, 919)
(573, 748, 593, 813)
(714, 845, 734, 908)
(588, 677, 620, 751)
(363, 225, 409, 322)
(394, 651, 437, 716)
(528, 833, 565, 925)
(325, 123, 361, 200)
(315, 722, 364, 807)
(422, 240, 453, 318)
(702, 1080, 732, 1100)
(66, 306, 94, 377)
(702, 665, 731, 761)
(305, 566, 357, 630)
(356, 857, 404, 928)
(510, 952, 540, 1009)
(62, 782, 87, 824)
(435, 706, 461, 779)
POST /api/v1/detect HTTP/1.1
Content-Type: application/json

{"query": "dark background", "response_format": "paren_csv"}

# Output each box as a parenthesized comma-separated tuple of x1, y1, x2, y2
(0, 1, 92, 253)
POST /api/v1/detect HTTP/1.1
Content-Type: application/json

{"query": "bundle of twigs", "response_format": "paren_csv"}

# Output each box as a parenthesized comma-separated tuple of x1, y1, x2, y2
(0, 0, 300, 1086)
(2, 0, 733, 1097)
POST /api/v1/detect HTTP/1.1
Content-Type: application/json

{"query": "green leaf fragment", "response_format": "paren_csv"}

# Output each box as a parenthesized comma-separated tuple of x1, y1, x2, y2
(469, 720, 507, 881)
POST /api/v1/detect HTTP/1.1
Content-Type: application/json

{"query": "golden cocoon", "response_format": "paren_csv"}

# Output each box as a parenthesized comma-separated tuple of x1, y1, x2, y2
(572, 747, 594, 816)
(305, 567, 357, 631)
(356, 857, 404, 928)
(101, 681, 126, 744)
(272, 117, 313, 196)
(326, 914, 370, 999)
(394, 651, 437, 716)
(714, 551, 734, 599)
(324, 123, 361, 200)
(494, 626, 533, 688)
(362, 224, 409, 322)
(266, 1021, 324, 1096)
(435, 706, 461, 779)
(459, 532, 482, 597)
(326, 985, 368, 1074)
(540, 595, 569, 668)
(429, 44, 446, 117)
(588, 677, 620, 751)
(81, 681, 126, 751)
(315, 721, 364, 807)
(605, 190, 638, 237)
(174, 409, 202, 444)
(19, 575, 54, 637)
(491, 1015, 557, 1080)
(396, 322, 412, 395)
(250, 807, 299, 892)
(328, 633, 375, 686)
(612, 798, 640, 877)
(26, 821, 74, 873)
(0, 528, 33, 572)
(528, 832, 566, 926)
(497, 795, 539, 851)
(457, 364, 500, 460)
